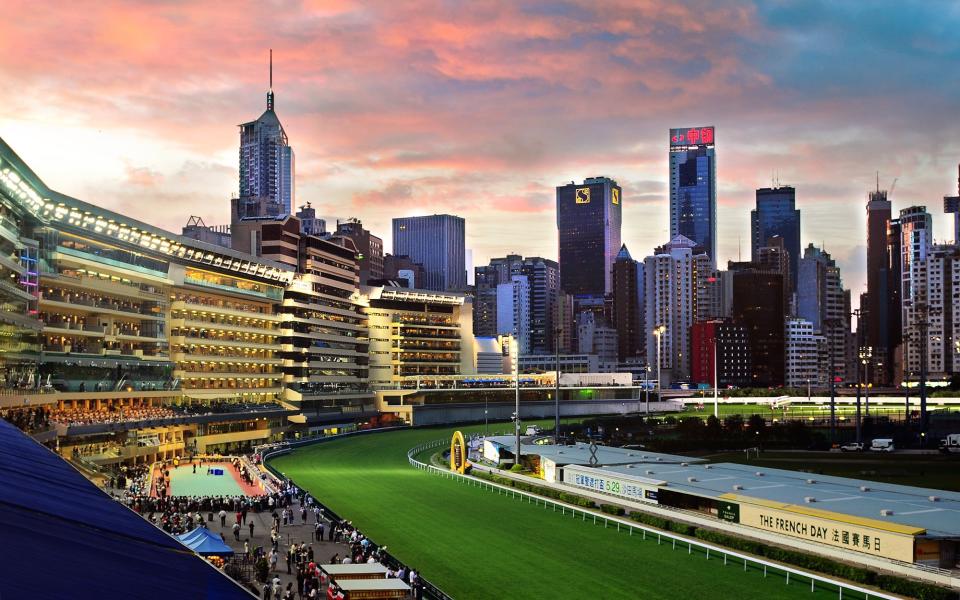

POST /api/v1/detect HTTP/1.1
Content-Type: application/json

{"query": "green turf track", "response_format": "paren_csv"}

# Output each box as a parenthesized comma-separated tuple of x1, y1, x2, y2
(270, 422, 869, 600)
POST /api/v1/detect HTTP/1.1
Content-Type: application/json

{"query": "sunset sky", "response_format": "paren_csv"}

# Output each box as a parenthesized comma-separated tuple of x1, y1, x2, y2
(2, 1, 959, 298)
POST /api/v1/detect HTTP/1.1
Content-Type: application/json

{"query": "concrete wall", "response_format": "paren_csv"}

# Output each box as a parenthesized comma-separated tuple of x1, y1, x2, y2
(410, 399, 681, 426)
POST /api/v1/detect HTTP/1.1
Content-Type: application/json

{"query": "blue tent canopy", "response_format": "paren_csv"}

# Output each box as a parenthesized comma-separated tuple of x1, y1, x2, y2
(177, 527, 235, 556)
(0, 419, 252, 599)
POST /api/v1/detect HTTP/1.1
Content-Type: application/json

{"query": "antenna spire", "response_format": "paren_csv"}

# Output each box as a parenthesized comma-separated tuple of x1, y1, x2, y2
(267, 49, 275, 111)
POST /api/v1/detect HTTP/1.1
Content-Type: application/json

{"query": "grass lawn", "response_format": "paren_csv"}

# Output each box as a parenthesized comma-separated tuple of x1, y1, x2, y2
(673, 402, 913, 420)
(270, 421, 865, 599)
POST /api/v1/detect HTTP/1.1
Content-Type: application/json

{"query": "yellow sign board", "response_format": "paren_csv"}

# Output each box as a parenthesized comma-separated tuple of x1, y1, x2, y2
(575, 187, 591, 204)
(727, 496, 917, 563)
(450, 430, 468, 474)
(612, 188, 620, 205)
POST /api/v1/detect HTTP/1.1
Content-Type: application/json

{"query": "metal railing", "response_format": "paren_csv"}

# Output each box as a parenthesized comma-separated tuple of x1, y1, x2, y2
(407, 439, 909, 600)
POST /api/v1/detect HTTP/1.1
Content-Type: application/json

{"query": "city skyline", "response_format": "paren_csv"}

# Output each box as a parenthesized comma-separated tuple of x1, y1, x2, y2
(2, 1, 960, 306)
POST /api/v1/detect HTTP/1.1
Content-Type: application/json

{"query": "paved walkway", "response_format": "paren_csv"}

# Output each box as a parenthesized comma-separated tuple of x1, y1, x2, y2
(214, 500, 350, 596)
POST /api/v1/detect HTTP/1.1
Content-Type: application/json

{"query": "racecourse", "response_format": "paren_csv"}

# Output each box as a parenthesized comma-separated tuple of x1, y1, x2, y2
(269, 423, 870, 599)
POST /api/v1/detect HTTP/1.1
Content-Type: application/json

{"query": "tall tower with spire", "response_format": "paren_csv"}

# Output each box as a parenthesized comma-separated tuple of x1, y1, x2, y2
(236, 49, 295, 219)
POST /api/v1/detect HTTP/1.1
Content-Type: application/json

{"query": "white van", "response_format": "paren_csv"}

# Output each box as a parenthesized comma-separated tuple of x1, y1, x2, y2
(525, 425, 542, 436)
(870, 438, 895, 452)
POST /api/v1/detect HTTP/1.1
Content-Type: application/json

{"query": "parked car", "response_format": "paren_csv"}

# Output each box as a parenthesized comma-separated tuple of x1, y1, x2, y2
(870, 438, 895, 452)
(840, 442, 864, 452)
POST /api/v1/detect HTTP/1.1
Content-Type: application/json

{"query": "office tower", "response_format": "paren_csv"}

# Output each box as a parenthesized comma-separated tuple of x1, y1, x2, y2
(944, 164, 960, 243)
(669, 126, 717, 261)
(899, 206, 934, 380)
(473, 255, 560, 353)
(382, 254, 425, 289)
(751, 186, 800, 295)
(797, 244, 849, 384)
(643, 235, 711, 384)
(334, 218, 384, 285)
(553, 292, 576, 353)
(295, 203, 326, 236)
(238, 51, 295, 217)
(612, 245, 643, 362)
(730, 262, 785, 387)
(556, 177, 622, 297)
(864, 188, 892, 382)
(497, 275, 531, 354)
(785, 318, 825, 388)
(392, 214, 466, 291)
(691, 320, 752, 388)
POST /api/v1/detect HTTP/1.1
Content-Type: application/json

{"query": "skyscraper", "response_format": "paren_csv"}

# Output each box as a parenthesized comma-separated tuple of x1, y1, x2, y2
(612, 244, 643, 362)
(751, 186, 800, 295)
(392, 214, 466, 291)
(864, 188, 892, 383)
(669, 126, 717, 262)
(238, 51, 295, 217)
(556, 177, 622, 298)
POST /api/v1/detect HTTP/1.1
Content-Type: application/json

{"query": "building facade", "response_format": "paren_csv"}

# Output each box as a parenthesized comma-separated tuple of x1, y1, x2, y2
(797, 244, 849, 384)
(643, 235, 711, 384)
(238, 68, 294, 216)
(474, 254, 560, 354)
(899, 206, 934, 379)
(751, 186, 800, 295)
(556, 177, 622, 298)
(669, 126, 717, 262)
(730, 263, 785, 387)
(784, 317, 825, 388)
(864, 189, 892, 384)
(690, 320, 752, 389)
(0, 136, 299, 461)
(612, 244, 643, 362)
(333, 218, 384, 285)
(496, 275, 531, 355)
(392, 215, 466, 292)
(364, 286, 476, 389)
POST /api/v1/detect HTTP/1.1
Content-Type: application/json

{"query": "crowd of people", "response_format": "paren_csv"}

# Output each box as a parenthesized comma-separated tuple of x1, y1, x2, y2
(2, 406, 50, 432)
(49, 405, 177, 426)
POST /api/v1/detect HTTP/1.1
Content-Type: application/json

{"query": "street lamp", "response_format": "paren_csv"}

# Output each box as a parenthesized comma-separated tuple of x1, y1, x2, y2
(512, 335, 521, 468)
(712, 333, 719, 420)
(654, 325, 666, 405)
(644, 363, 650, 414)
(554, 327, 561, 442)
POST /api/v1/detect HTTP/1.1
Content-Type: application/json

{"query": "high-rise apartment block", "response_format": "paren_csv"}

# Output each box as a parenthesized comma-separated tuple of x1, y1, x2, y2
(474, 255, 560, 354)
(392, 215, 466, 292)
(496, 275, 531, 354)
(669, 126, 717, 262)
(556, 177, 622, 298)
(797, 244, 849, 384)
(643, 235, 711, 384)
(899, 206, 934, 378)
(730, 262, 785, 387)
(784, 317, 825, 388)
(690, 320, 752, 388)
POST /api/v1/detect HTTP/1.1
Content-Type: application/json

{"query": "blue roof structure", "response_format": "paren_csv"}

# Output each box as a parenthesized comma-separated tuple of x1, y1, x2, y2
(0, 419, 252, 599)
(177, 527, 235, 556)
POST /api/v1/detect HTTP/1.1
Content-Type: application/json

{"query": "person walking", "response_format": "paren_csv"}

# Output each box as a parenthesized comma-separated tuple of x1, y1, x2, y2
(249, 520, 255, 539)
(219, 508, 227, 528)
(233, 522, 241, 541)
(269, 548, 279, 572)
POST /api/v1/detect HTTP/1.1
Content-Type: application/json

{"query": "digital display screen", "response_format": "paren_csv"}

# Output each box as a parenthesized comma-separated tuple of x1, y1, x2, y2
(670, 126, 715, 147)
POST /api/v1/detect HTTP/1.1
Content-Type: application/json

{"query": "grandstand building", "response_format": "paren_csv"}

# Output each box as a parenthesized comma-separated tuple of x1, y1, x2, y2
(0, 136, 378, 467)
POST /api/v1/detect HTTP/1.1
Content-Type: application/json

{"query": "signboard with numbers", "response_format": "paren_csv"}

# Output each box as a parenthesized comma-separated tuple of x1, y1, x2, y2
(561, 465, 663, 505)
(734, 502, 919, 563)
